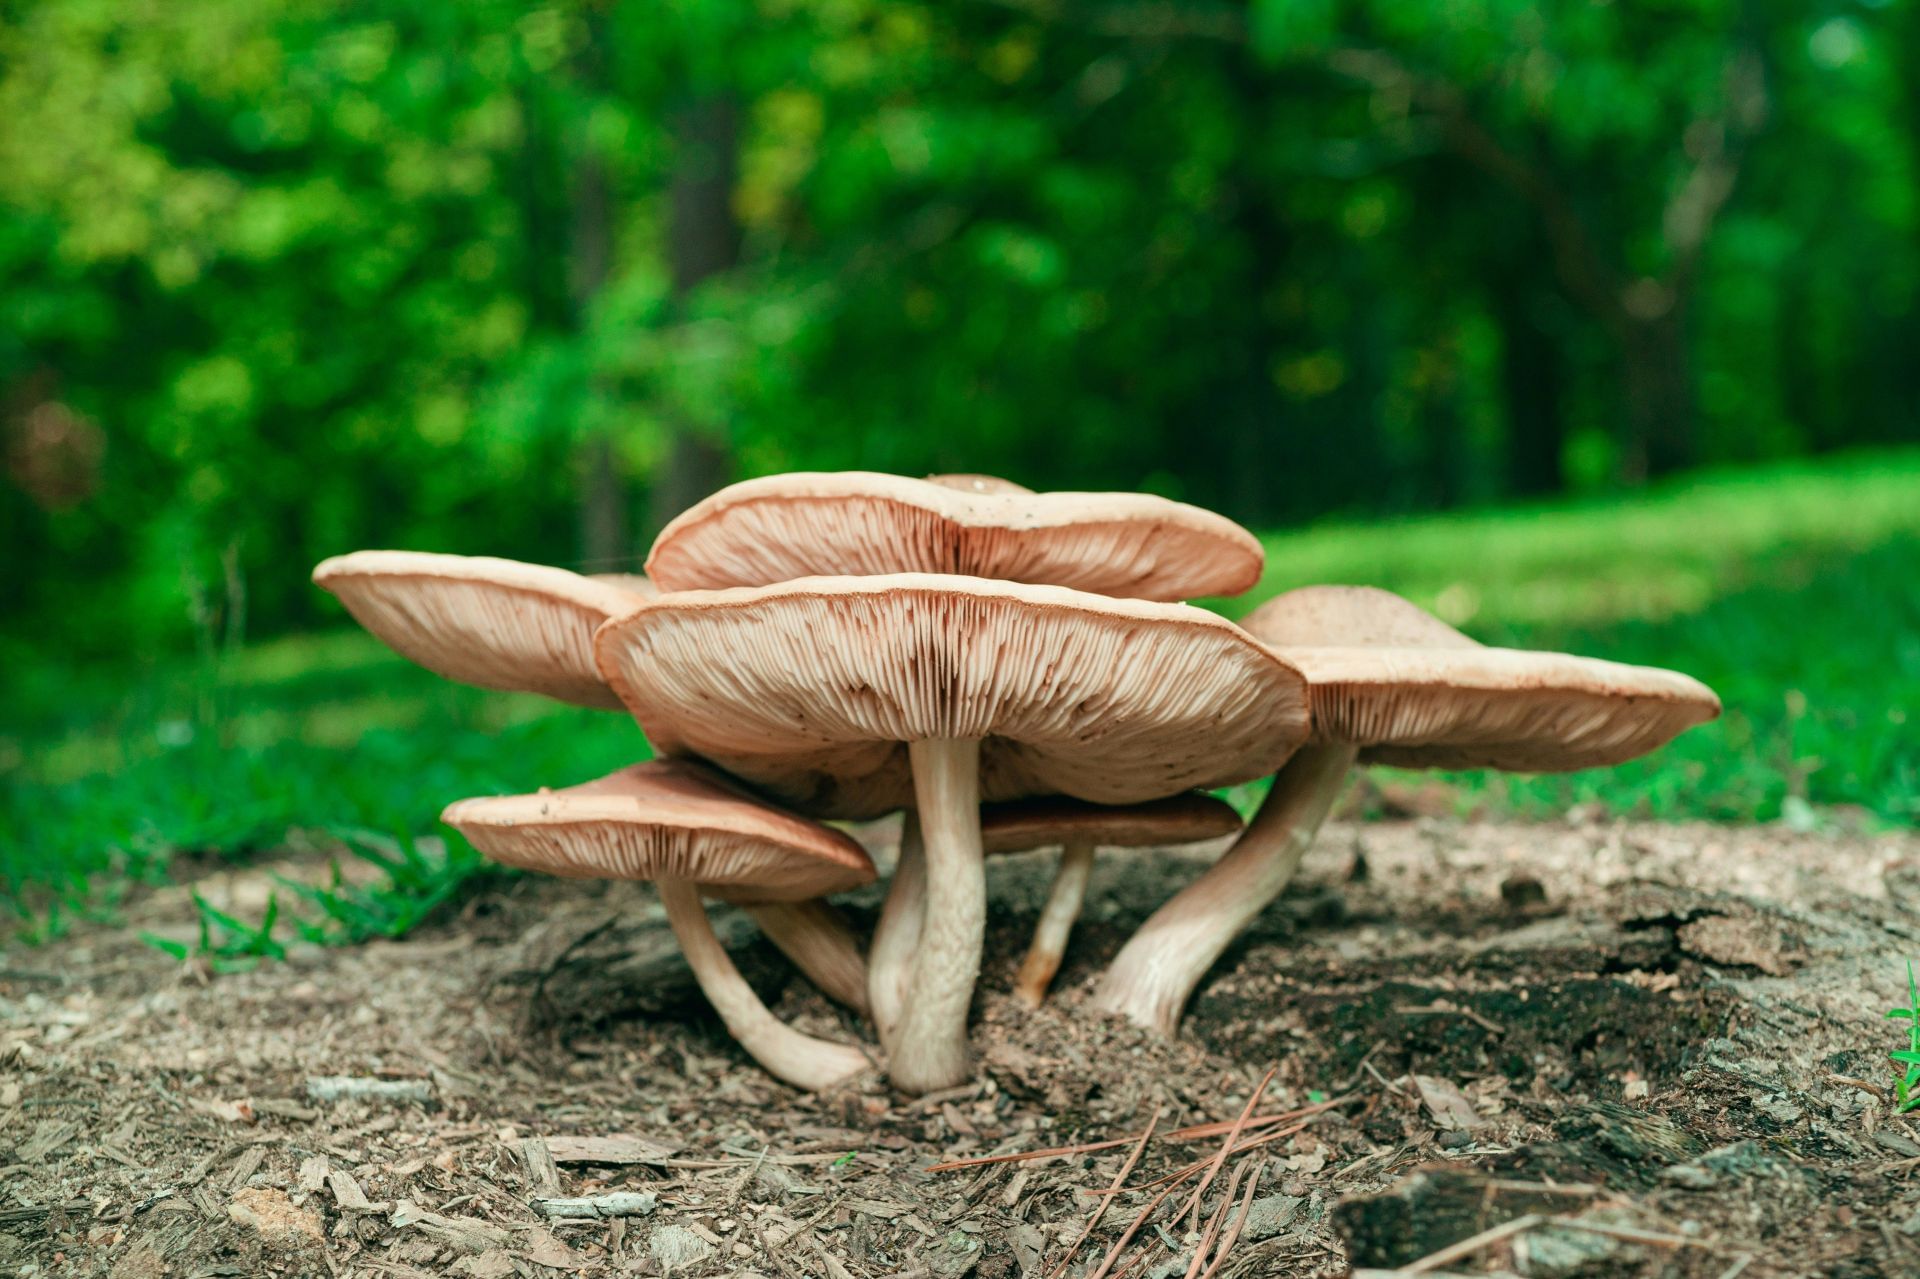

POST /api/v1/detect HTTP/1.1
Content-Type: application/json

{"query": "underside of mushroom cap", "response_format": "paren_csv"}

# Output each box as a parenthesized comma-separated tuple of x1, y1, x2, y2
(441, 760, 875, 901)
(644, 471, 1264, 601)
(594, 573, 1311, 819)
(313, 551, 645, 709)
(1241, 587, 1721, 772)
(1281, 645, 1721, 771)
(980, 792, 1244, 854)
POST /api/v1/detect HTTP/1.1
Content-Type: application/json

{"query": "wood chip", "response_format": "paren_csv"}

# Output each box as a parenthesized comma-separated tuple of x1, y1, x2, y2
(519, 1136, 561, 1195)
(328, 1169, 373, 1211)
(545, 1134, 681, 1165)
(19, 1119, 80, 1161)
(297, 1155, 329, 1194)
(390, 1199, 512, 1252)
(530, 1191, 658, 1220)
(224, 1144, 266, 1192)
(190, 1098, 256, 1125)
(307, 1076, 433, 1104)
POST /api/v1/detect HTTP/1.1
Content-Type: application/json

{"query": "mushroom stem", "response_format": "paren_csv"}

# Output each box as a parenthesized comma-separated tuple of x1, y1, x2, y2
(867, 812, 925, 1048)
(743, 900, 871, 1016)
(656, 878, 874, 1090)
(888, 738, 984, 1093)
(1092, 744, 1358, 1035)
(1012, 839, 1095, 1008)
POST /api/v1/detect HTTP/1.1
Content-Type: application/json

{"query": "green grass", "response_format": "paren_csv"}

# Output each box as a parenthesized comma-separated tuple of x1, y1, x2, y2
(3, 447, 1918, 940)
(1229, 450, 1920, 826)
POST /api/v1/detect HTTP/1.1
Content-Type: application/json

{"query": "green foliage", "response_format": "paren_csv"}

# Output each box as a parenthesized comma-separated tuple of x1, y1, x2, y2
(2, 0, 1915, 664)
(1887, 962, 1920, 1115)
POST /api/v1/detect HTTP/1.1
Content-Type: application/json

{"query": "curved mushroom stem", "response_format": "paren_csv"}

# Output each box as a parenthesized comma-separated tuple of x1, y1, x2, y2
(743, 900, 871, 1016)
(888, 738, 984, 1094)
(656, 878, 875, 1091)
(1092, 744, 1358, 1036)
(1012, 839, 1095, 1008)
(867, 812, 925, 1048)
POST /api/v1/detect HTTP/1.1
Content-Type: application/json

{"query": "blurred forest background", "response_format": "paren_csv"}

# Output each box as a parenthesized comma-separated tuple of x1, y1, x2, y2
(5, 0, 1917, 652)
(2, 0, 1917, 930)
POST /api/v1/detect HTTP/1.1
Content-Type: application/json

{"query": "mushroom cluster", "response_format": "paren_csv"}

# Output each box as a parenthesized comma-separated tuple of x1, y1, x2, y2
(314, 471, 1720, 1094)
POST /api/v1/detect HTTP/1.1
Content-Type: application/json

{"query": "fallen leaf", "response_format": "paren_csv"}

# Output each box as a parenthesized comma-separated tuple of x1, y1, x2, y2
(1414, 1075, 1486, 1131)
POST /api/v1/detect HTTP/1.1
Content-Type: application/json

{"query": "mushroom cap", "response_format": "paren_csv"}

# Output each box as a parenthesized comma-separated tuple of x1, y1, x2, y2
(440, 760, 875, 902)
(313, 551, 647, 709)
(979, 792, 1243, 855)
(1241, 586, 1721, 772)
(925, 473, 1035, 495)
(645, 471, 1263, 601)
(588, 572, 661, 599)
(594, 573, 1312, 819)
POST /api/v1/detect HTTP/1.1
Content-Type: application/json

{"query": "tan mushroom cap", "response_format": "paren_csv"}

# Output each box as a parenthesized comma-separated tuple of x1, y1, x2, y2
(589, 572, 661, 598)
(313, 551, 648, 709)
(925, 473, 1034, 495)
(980, 792, 1243, 855)
(441, 760, 875, 902)
(645, 471, 1263, 601)
(594, 573, 1312, 819)
(1241, 586, 1721, 772)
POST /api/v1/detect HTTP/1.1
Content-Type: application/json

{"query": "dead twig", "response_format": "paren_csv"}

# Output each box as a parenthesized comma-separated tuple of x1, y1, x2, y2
(1186, 1066, 1273, 1234)
(1047, 1109, 1160, 1279)
(922, 1094, 1346, 1173)
(1184, 1157, 1249, 1279)
(1197, 1162, 1264, 1279)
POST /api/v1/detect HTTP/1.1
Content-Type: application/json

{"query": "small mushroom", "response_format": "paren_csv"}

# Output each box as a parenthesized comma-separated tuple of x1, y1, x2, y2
(1093, 585, 1723, 1034)
(644, 471, 1264, 602)
(312, 551, 649, 708)
(593, 573, 1309, 1092)
(442, 761, 877, 1090)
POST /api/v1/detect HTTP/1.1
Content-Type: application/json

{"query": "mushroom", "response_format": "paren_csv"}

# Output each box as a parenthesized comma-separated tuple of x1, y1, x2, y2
(442, 760, 877, 1090)
(312, 551, 647, 708)
(870, 795, 1240, 1033)
(1093, 585, 1723, 1034)
(982, 793, 1243, 1008)
(644, 471, 1264, 602)
(593, 572, 1310, 1092)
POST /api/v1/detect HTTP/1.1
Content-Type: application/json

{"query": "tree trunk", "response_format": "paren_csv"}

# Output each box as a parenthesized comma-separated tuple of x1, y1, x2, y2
(1617, 308, 1697, 482)
(647, 97, 742, 534)
(1491, 282, 1568, 496)
(570, 37, 628, 569)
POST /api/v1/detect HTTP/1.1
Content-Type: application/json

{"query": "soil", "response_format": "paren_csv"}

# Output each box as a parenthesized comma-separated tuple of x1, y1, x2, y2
(5, 814, 1920, 1278)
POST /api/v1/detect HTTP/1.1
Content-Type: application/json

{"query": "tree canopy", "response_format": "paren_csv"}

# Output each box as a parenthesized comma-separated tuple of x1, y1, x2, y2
(2, 0, 1914, 654)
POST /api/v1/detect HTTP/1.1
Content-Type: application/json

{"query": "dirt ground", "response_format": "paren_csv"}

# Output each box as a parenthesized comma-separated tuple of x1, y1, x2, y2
(6, 810, 1920, 1278)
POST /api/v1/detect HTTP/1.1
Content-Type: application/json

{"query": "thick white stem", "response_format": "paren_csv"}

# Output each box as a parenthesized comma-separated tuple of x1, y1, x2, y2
(1012, 839, 1095, 1008)
(743, 900, 871, 1016)
(887, 738, 984, 1094)
(657, 878, 873, 1091)
(1092, 745, 1358, 1036)
(867, 812, 925, 1049)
